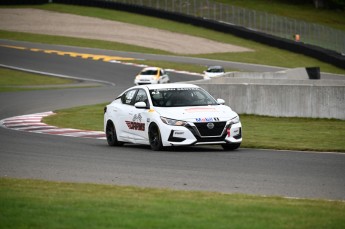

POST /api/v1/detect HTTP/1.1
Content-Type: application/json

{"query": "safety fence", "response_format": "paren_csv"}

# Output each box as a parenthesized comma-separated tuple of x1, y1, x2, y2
(96, 0, 344, 55)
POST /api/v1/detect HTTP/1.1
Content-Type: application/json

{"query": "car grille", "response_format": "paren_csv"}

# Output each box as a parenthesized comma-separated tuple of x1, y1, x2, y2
(194, 134, 227, 142)
(193, 122, 226, 137)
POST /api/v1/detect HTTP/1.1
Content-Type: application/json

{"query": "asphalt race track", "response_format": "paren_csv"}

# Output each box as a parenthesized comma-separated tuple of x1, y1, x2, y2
(1, 40, 345, 201)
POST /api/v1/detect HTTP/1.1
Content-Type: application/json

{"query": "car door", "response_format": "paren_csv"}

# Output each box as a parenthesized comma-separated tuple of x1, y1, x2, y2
(160, 69, 169, 83)
(116, 89, 138, 141)
(126, 89, 150, 143)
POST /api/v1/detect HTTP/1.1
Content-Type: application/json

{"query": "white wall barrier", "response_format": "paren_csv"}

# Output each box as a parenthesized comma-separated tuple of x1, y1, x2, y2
(193, 69, 345, 120)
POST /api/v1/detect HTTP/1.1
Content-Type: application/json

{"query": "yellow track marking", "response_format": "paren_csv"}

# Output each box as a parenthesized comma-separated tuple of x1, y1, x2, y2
(1, 45, 27, 50)
(0, 44, 135, 61)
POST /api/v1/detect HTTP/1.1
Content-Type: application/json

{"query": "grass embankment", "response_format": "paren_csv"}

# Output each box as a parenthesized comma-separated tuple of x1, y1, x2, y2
(1, 178, 344, 229)
(1, 3, 345, 74)
(43, 103, 345, 152)
(0, 68, 76, 92)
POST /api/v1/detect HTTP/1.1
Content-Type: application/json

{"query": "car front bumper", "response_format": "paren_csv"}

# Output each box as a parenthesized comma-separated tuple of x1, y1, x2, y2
(160, 122, 242, 147)
(134, 79, 158, 85)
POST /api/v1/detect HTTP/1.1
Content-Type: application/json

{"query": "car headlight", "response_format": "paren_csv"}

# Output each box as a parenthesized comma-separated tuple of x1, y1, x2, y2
(160, 117, 187, 126)
(230, 116, 240, 124)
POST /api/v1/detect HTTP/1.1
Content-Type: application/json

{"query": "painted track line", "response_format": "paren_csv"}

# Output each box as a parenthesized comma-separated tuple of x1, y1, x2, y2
(0, 112, 106, 140)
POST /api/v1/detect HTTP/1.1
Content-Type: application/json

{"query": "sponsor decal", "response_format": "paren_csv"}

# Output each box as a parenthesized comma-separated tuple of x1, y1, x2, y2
(195, 117, 220, 122)
(152, 88, 199, 94)
(126, 114, 145, 131)
(125, 121, 145, 131)
(174, 131, 184, 135)
(133, 114, 142, 122)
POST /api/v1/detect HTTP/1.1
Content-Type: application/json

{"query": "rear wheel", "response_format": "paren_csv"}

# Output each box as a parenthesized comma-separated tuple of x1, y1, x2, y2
(149, 123, 164, 151)
(106, 122, 123, 146)
(222, 143, 241, 151)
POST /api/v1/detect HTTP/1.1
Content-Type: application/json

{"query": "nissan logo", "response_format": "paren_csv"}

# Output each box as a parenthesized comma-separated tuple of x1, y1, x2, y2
(207, 122, 215, 129)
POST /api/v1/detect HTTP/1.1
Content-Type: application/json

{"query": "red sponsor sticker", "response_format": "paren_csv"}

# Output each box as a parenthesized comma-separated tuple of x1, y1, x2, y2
(125, 121, 145, 131)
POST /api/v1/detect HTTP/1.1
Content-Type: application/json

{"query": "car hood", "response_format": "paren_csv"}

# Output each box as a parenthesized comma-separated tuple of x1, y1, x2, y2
(204, 72, 225, 77)
(138, 75, 155, 80)
(154, 105, 237, 122)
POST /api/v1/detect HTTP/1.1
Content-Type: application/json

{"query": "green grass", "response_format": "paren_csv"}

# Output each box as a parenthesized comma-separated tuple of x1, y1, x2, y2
(1, 178, 345, 229)
(43, 104, 345, 152)
(241, 115, 345, 152)
(1, 4, 345, 74)
(0, 67, 76, 92)
(43, 103, 107, 132)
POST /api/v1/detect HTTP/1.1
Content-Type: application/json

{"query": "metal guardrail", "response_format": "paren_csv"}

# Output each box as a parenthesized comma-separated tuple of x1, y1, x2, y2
(105, 0, 345, 55)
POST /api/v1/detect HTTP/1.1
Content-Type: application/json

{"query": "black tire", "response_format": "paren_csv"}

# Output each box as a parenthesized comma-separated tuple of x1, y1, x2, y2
(148, 123, 164, 151)
(221, 143, 241, 151)
(106, 122, 123, 146)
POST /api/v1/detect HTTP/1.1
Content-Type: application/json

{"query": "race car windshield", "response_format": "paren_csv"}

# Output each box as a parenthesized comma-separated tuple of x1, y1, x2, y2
(149, 88, 219, 107)
(140, 70, 158, 75)
(207, 67, 224, 73)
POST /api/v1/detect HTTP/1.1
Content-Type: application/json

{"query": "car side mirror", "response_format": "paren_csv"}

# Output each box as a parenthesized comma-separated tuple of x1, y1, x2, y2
(134, 101, 148, 109)
(217, 98, 225, 105)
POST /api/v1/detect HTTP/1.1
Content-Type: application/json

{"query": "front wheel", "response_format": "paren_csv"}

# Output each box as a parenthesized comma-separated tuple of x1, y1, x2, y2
(106, 122, 123, 146)
(221, 143, 241, 151)
(148, 123, 164, 151)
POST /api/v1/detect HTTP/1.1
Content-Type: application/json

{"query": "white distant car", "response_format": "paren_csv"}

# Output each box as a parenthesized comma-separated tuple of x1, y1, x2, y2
(203, 66, 225, 79)
(134, 67, 170, 85)
(104, 84, 242, 151)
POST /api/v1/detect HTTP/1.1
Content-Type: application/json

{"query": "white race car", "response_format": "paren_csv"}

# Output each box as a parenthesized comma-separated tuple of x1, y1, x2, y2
(134, 67, 170, 85)
(203, 66, 225, 79)
(104, 84, 242, 151)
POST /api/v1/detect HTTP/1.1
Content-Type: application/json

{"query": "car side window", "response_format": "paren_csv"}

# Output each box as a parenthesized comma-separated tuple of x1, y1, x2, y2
(134, 89, 148, 106)
(121, 89, 137, 105)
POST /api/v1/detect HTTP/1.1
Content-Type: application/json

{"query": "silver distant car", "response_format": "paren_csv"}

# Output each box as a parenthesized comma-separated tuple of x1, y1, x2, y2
(203, 66, 225, 79)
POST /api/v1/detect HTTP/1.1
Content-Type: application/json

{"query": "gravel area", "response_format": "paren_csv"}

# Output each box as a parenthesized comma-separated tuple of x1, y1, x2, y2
(0, 8, 252, 55)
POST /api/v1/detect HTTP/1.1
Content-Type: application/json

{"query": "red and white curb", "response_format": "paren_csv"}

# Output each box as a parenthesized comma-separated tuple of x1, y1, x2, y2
(0, 111, 106, 140)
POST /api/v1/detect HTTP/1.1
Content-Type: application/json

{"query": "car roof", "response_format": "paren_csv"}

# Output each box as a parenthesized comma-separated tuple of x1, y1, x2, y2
(141, 67, 162, 71)
(138, 83, 199, 90)
(207, 65, 223, 69)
